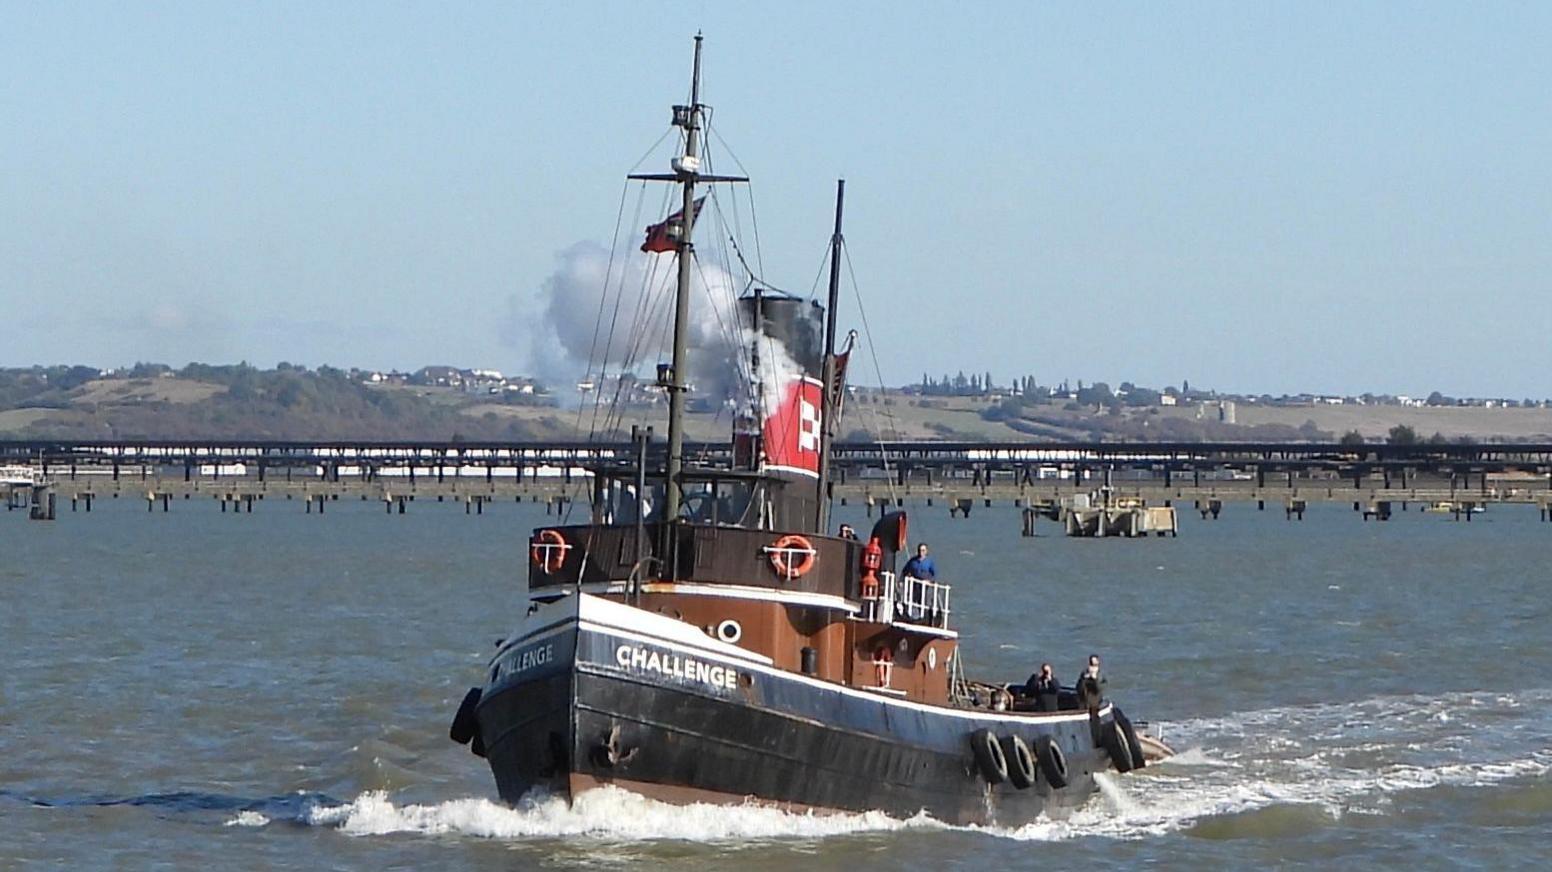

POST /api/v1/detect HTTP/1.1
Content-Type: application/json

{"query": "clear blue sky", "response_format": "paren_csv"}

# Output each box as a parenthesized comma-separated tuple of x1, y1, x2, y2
(3, 2, 1549, 398)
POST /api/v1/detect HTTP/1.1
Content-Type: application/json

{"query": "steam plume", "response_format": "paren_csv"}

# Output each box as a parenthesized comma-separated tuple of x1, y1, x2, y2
(515, 241, 754, 405)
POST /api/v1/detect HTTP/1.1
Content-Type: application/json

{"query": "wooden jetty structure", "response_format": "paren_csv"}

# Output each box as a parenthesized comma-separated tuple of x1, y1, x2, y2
(5, 439, 1552, 522)
(1020, 489, 1178, 538)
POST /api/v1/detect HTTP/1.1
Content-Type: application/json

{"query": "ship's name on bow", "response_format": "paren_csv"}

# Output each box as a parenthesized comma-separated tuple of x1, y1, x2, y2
(499, 642, 554, 679)
(615, 644, 738, 690)
(512, 643, 553, 672)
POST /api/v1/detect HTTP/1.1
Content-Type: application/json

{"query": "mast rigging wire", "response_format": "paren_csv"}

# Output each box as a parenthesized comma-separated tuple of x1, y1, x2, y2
(842, 243, 902, 503)
(577, 181, 645, 442)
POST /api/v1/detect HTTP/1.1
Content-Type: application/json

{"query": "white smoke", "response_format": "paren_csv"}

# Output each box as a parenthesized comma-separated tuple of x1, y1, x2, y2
(515, 241, 779, 408)
(745, 325, 806, 418)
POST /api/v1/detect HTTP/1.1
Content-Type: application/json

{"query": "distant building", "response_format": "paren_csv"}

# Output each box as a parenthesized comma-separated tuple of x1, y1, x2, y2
(1197, 400, 1236, 423)
(1159, 394, 1177, 407)
(415, 365, 464, 387)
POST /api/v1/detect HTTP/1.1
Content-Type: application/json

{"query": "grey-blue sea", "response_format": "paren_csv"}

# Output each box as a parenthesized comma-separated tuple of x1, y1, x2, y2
(3, 496, 1550, 870)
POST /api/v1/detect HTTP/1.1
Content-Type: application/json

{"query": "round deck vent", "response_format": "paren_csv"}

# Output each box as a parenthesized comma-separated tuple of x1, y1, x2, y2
(716, 620, 743, 644)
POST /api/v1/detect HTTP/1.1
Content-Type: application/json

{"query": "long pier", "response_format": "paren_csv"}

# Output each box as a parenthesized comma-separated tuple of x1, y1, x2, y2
(6, 439, 1552, 517)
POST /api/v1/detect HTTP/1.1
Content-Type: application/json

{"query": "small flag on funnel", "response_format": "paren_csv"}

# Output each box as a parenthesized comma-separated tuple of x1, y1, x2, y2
(830, 330, 857, 413)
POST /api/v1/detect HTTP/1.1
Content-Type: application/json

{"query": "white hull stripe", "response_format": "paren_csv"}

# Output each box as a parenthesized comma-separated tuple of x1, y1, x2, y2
(537, 582, 859, 614)
(499, 605, 1107, 726)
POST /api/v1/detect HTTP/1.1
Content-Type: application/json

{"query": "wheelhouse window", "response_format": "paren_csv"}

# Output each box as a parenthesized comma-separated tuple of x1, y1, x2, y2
(604, 478, 664, 524)
(679, 478, 756, 527)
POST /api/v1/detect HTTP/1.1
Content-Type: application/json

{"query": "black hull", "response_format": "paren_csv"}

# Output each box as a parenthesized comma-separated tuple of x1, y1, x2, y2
(472, 595, 1113, 826)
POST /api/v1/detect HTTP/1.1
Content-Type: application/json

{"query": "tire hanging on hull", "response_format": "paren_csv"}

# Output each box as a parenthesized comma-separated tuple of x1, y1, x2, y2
(1034, 734, 1069, 789)
(1000, 735, 1038, 790)
(969, 729, 1009, 784)
(1104, 720, 1136, 773)
(450, 687, 481, 745)
(1113, 707, 1146, 770)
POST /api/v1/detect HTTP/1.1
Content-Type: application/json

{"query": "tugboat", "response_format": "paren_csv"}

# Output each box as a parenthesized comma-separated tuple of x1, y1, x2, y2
(449, 36, 1163, 826)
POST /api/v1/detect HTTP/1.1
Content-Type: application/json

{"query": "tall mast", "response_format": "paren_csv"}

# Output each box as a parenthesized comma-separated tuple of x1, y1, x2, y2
(664, 35, 704, 545)
(816, 179, 845, 532)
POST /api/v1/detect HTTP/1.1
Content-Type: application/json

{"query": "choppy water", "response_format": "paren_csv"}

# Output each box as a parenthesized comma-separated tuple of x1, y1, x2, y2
(3, 496, 1551, 869)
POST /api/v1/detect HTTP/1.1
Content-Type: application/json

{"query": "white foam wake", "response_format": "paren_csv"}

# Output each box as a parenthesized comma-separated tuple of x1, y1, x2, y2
(300, 785, 937, 841)
(223, 810, 270, 828)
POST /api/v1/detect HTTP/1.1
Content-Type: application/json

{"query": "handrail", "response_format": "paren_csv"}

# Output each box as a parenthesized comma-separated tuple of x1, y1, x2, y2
(861, 570, 952, 629)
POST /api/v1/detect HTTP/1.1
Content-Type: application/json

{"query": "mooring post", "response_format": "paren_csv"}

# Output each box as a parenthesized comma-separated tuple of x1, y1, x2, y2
(31, 486, 55, 521)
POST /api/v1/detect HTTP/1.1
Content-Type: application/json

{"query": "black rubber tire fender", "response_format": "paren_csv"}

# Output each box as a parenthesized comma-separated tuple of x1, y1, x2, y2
(449, 687, 481, 745)
(1034, 735, 1069, 789)
(1114, 707, 1146, 770)
(1104, 718, 1136, 773)
(969, 728, 1009, 785)
(1000, 735, 1038, 790)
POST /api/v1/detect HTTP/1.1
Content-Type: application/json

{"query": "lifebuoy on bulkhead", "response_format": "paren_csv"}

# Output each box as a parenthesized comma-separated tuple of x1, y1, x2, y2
(872, 644, 894, 687)
(767, 534, 816, 579)
(529, 529, 570, 574)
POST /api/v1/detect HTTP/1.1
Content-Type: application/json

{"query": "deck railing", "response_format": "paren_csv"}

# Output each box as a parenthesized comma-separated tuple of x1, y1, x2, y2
(862, 571, 952, 629)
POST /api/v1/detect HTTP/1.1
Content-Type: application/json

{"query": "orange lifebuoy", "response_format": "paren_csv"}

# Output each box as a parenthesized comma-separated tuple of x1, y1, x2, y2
(767, 534, 816, 579)
(529, 529, 570, 574)
(872, 645, 894, 687)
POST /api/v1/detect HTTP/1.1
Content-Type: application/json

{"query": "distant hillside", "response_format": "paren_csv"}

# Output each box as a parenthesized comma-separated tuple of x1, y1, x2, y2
(0, 364, 573, 441)
(5, 364, 1551, 444)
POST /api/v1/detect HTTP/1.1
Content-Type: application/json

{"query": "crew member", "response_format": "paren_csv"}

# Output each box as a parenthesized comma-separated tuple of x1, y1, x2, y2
(837, 523, 859, 541)
(1025, 662, 1060, 712)
(901, 543, 936, 581)
(1077, 653, 1106, 709)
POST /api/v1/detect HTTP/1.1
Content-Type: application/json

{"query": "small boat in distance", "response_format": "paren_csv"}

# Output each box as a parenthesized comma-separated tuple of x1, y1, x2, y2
(448, 36, 1168, 826)
(1423, 500, 1485, 514)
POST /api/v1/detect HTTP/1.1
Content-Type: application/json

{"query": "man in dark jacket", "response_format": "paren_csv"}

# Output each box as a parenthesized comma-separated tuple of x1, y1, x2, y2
(1024, 662, 1060, 712)
(1077, 654, 1106, 709)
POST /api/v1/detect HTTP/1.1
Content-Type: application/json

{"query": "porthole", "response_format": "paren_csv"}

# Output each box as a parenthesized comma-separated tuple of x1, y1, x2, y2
(928, 648, 938, 670)
(716, 619, 743, 644)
